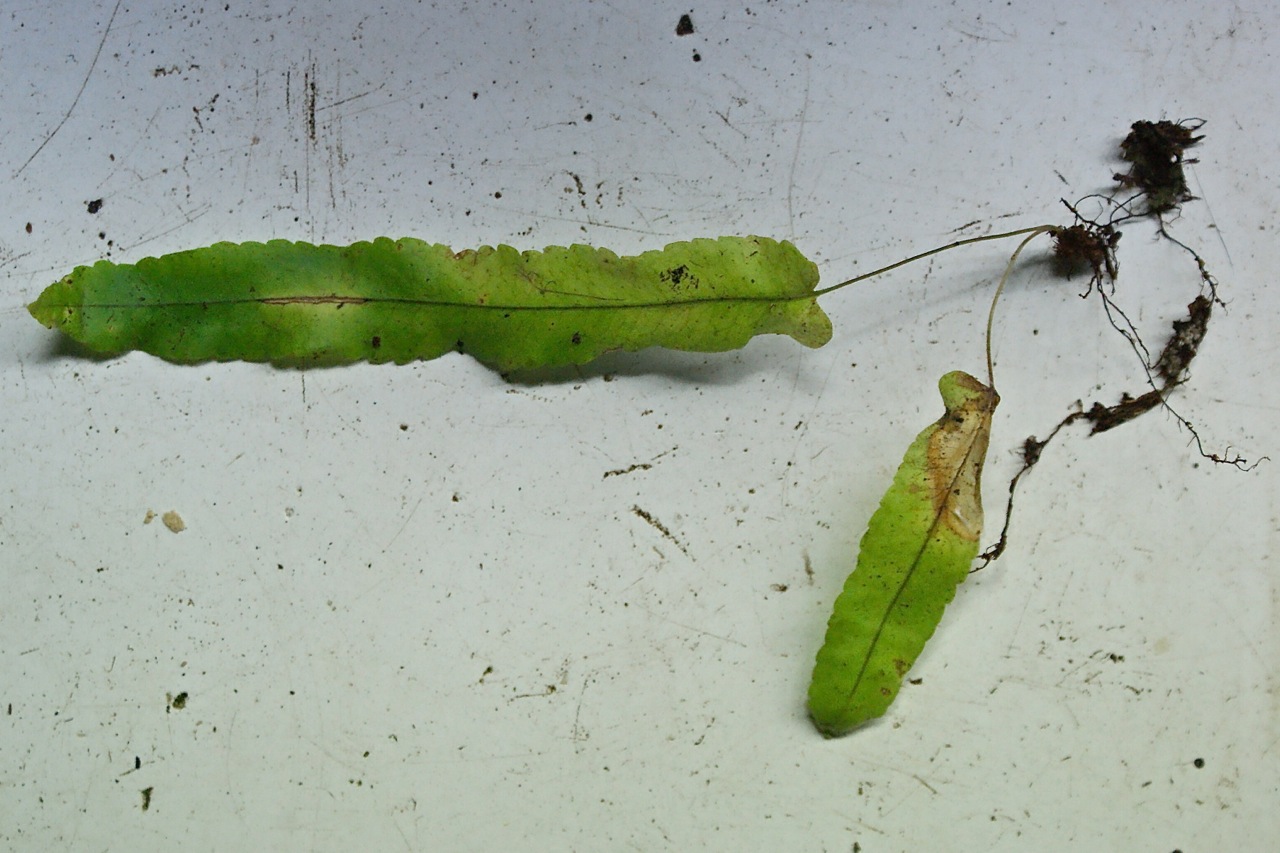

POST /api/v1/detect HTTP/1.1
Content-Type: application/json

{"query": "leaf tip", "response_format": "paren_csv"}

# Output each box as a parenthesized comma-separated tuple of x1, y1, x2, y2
(808, 705, 878, 739)
(28, 281, 69, 330)
(937, 370, 999, 413)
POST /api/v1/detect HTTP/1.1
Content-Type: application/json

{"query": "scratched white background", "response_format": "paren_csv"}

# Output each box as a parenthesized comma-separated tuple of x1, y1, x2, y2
(1, 1, 1276, 850)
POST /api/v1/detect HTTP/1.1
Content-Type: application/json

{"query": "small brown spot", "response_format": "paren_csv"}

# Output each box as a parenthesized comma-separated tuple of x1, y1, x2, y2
(87, 198, 104, 214)
(571, 331, 582, 345)
(371, 335, 381, 349)
(676, 13, 694, 36)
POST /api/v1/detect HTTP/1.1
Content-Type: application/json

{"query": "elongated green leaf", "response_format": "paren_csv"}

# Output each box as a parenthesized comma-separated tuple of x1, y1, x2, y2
(28, 236, 831, 372)
(808, 371, 998, 737)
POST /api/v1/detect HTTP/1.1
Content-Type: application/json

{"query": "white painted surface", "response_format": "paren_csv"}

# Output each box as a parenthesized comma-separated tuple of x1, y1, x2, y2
(1, 2, 1275, 850)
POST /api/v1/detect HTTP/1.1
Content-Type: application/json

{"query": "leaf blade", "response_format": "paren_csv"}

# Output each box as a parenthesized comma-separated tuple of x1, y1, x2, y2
(28, 236, 831, 371)
(808, 371, 999, 737)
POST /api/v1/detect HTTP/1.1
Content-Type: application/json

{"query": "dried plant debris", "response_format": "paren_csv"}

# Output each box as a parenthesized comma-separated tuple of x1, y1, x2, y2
(1052, 119, 1205, 293)
(1153, 294, 1213, 387)
(1050, 220, 1119, 288)
(1114, 119, 1204, 214)
(980, 296, 1251, 565)
(979, 120, 1258, 567)
(1072, 295, 1213, 434)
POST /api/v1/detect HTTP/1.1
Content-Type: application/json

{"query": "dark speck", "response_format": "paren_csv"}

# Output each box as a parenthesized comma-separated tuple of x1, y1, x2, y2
(87, 198, 104, 214)
(676, 13, 694, 36)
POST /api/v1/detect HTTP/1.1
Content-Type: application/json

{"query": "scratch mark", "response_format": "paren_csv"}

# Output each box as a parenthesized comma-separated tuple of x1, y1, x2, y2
(316, 86, 384, 114)
(913, 774, 939, 795)
(385, 496, 424, 551)
(305, 62, 318, 143)
(1189, 166, 1232, 266)
(656, 615, 745, 647)
(571, 679, 590, 753)
(15, 0, 123, 177)
(297, 55, 317, 235)
(786, 56, 813, 237)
